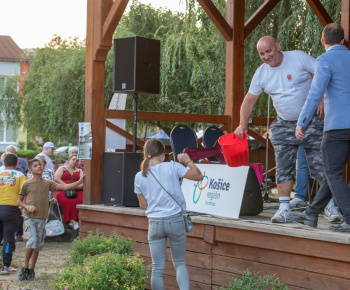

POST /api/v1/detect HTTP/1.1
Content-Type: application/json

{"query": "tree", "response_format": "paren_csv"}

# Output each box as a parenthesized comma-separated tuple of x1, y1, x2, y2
(20, 0, 342, 139)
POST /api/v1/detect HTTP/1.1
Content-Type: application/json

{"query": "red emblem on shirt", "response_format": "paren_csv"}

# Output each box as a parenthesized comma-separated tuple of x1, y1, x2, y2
(287, 74, 292, 80)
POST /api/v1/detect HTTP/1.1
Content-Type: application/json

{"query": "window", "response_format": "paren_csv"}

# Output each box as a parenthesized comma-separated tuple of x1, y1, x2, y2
(0, 117, 17, 144)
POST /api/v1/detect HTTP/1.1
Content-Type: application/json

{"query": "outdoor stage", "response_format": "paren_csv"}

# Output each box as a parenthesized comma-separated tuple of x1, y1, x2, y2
(78, 203, 350, 290)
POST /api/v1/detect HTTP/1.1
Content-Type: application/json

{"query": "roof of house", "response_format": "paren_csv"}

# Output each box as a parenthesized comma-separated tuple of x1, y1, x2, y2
(0, 35, 29, 60)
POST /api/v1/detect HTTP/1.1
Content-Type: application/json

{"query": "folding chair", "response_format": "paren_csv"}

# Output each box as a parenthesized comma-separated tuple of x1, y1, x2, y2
(170, 125, 198, 161)
(203, 126, 224, 148)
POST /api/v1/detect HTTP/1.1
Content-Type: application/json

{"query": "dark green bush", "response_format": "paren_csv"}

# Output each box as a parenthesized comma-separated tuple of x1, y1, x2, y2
(27, 138, 39, 150)
(53, 253, 148, 290)
(17, 150, 41, 160)
(68, 232, 135, 265)
(217, 269, 288, 290)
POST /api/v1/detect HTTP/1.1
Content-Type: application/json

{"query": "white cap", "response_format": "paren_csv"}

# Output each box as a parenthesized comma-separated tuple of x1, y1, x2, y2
(43, 142, 56, 148)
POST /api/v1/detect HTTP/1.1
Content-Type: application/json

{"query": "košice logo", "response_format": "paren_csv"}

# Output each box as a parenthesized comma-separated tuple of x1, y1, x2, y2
(193, 172, 208, 204)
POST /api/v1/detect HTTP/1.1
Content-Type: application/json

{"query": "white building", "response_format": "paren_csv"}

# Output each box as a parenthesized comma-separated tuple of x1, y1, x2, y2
(0, 35, 30, 152)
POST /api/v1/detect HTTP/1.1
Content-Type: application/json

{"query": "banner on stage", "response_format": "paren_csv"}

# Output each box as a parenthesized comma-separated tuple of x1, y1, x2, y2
(181, 164, 249, 219)
(105, 93, 127, 150)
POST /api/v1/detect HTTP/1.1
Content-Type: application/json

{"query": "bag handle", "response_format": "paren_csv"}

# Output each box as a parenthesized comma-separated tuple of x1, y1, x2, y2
(149, 169, 185, 213)
(63, 167, 75, 183)
(47, 202, 63, 222)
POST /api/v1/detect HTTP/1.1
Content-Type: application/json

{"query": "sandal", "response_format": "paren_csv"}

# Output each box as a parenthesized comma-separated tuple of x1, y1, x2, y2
(68, 222, 74, 228)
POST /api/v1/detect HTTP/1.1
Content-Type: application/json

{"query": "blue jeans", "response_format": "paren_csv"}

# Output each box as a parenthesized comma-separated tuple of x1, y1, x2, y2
(295, 146, 309, 200)
(148, 212, 189, 290)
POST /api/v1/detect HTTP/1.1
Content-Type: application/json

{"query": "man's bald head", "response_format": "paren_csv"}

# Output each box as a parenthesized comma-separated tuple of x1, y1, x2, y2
(256, 36, 283, 67)
(257, 36, 277, 49)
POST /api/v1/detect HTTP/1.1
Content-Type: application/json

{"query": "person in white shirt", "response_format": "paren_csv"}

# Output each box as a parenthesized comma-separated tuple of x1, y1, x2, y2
(35, 142, 55, 173)
(234, 36, 324, 223)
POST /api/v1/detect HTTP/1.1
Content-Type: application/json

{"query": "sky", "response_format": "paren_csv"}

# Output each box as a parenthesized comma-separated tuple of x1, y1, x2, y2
(0, 0, 186, 49)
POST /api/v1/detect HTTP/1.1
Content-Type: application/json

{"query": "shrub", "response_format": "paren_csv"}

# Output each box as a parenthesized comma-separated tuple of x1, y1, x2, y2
(18, 141, 25, 150)
(17, 150, 41, 160)
(53, 253, 148, 290)
(217, 269, 288, 290)
(27, 138, 39, 150)
(68, 232, 135, 265)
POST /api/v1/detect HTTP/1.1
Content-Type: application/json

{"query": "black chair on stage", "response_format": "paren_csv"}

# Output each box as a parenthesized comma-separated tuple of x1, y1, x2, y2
(170, 125, 198, 161)
(203, 126, 224, 148)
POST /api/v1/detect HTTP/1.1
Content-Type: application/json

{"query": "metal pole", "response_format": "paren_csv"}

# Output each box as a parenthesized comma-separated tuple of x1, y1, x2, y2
(264, 95, 271, 200)
(133, 93, 138, 152)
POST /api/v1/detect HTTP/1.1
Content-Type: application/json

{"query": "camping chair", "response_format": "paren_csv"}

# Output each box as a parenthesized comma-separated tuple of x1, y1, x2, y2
(170, 125, 198, 161)
(203, 126, 224, 148)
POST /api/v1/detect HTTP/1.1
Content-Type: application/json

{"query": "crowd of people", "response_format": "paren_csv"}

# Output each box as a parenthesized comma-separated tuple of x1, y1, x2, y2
(0, 142, 84, 280)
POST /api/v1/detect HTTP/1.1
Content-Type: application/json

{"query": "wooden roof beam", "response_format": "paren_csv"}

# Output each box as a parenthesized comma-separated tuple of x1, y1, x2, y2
(197, 0, 233, 41)
(244, 0, 281, 39)
(106, 120, 145, 147)
(305, 0, 333, 27)
(102, 0, 129, 46)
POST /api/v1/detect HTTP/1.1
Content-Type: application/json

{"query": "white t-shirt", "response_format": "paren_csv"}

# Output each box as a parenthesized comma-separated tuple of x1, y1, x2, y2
(249, 51, 315, 121)
(134, 161, 189, 218)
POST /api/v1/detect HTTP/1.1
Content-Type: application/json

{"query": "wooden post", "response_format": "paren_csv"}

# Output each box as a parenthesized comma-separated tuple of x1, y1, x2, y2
(225, 0, 245, 132)
(341, 0, 350, 183)
(342, 0, 350, 48)
(84, 0, 113, 204)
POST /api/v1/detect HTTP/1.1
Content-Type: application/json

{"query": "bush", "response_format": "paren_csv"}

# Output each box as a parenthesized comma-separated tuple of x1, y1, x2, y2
(53, 253, 148, 290)
(55, 153, 68, 165)
(27, 138, 39, 150)
(17, 150, 41, 160)
(218, 269, 288, 290)
(68, 232, 135, 265)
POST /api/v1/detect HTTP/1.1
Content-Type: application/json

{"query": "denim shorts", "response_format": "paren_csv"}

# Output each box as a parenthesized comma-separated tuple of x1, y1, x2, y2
(24, 216, 46, 251)
(270, 113, 324, 184)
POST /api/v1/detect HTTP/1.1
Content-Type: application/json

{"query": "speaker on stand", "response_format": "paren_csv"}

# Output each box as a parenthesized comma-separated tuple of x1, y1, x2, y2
(113, 36, 160, 152)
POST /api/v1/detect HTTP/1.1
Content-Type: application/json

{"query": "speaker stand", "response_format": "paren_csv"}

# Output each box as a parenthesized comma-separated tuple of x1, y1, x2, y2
(133, 93, 138, 152)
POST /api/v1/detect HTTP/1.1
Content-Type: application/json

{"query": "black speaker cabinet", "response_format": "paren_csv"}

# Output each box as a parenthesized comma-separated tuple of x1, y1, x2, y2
(113, 36, 160, 95)
(102, 152, 143, 206)
(240, 168, 263, 216)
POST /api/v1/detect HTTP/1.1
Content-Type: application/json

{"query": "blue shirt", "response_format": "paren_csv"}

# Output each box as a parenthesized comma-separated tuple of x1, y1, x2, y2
(298, 45, 350, 131)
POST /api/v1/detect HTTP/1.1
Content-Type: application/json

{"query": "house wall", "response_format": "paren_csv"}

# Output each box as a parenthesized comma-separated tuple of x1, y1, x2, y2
(0, 60, 21, 152)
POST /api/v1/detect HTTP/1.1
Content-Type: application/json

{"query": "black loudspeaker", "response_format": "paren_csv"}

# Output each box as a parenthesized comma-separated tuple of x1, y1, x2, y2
(113, 36, 160, 95)
(102, 152, 143, 206)
(240, 168, 263, 216)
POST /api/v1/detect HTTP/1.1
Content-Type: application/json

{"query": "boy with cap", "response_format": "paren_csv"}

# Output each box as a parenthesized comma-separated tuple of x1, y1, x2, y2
(17, 158, 84, 281)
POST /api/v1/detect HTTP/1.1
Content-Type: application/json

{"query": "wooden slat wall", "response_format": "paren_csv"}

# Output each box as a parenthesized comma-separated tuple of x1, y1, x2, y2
(79, 209, 350, 290)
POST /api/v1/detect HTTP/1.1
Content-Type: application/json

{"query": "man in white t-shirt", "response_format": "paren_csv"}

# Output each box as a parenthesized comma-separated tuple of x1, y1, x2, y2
(234, 36, 324, 223)
(35, 142, 55, 173)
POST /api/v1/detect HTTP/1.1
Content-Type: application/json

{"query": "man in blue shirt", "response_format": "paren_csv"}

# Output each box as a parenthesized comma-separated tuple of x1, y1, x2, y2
(294, 23, 350, 232)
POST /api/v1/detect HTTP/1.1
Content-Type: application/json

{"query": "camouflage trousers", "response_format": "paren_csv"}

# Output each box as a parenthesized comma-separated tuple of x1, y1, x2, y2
(270, 113, 324, 184)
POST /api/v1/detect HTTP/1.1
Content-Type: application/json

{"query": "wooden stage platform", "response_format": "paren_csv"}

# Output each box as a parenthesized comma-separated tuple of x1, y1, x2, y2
(78, 203, 350, 290)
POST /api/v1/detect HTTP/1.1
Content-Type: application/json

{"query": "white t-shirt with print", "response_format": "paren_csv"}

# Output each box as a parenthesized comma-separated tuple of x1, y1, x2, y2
(249, 51, 315, 121)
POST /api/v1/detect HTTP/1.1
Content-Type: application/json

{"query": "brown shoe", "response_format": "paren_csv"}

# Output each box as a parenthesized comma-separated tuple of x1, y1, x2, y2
(16, 235, 23, 242)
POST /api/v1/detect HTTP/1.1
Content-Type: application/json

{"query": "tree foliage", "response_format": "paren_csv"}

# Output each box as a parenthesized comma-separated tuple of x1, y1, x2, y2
(19, 0, 342, 139)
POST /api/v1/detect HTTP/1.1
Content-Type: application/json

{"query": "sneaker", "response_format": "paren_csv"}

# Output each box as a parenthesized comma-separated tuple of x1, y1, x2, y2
(290, 197, 307, 209)
(292, 211, 318, 228)
(27, 269, 35, 280)
(1, 266, 17, 274)
(18, 266, 28, 281)
(324, 199, 342, 223)
(271, 207, 292, 223)
(73, 223, 79, 231)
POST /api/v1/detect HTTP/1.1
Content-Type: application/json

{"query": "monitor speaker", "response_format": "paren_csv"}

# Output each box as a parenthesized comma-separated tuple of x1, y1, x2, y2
(113, 36, 160, 95)
(102, 152, 143, 206)
(240, 168, 263, 216)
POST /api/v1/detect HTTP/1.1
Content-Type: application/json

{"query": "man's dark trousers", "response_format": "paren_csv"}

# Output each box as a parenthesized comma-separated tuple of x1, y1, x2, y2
(306, 129, 350, 223)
